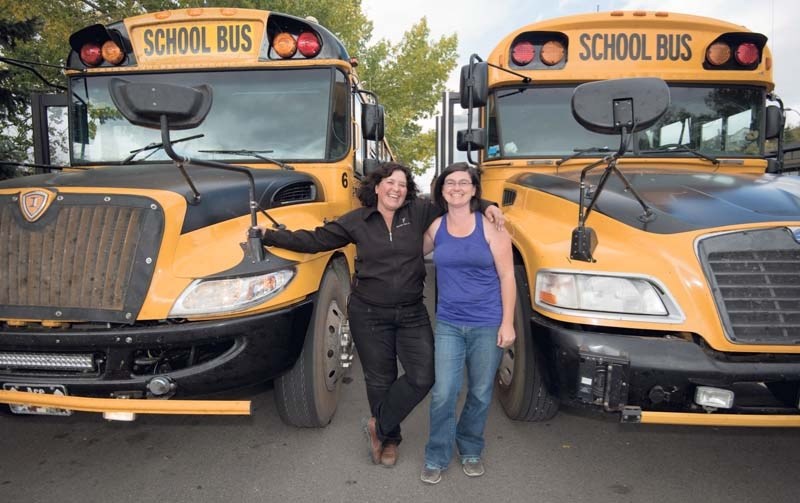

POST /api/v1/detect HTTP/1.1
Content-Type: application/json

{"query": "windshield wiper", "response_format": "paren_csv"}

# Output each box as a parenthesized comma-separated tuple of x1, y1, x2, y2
(121, 134, 204, 165)
(640, 144, 719, 165)
(198, 149, 294, 170)
(0, 160, 87, 171)
(557, 147, 613, 165)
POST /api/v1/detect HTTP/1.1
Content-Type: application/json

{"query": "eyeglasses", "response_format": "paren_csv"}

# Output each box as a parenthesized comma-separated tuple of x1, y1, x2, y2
(444, 180, 473, 188)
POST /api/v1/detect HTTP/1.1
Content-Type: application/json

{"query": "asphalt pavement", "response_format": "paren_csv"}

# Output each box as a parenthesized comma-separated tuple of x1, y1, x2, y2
(3, 273, 800, 502)
(2, 356, 800, 503)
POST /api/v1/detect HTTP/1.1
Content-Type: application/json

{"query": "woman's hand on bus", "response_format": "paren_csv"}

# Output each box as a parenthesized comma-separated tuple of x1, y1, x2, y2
(497, 322, 516, 349)
(485, 205, 506, 231)
(254, 225, 270, 243)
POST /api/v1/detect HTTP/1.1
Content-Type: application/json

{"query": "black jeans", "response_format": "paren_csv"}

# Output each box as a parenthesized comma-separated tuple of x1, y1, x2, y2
(348, 295, 435, 444)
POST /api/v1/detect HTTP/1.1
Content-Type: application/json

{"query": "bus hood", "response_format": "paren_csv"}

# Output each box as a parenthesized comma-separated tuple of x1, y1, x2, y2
(0, 164, 319, 234)
(511, 169, 800, 234)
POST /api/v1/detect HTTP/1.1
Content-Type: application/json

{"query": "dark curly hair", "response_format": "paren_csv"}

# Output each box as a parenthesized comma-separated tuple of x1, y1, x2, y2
(356, 162, 419, 207)
(433, 162, 482, 213)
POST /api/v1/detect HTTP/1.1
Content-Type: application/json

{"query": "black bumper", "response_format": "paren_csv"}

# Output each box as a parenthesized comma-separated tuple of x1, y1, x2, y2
(534, 315, 800, 414)
(0, 299, 314, 397)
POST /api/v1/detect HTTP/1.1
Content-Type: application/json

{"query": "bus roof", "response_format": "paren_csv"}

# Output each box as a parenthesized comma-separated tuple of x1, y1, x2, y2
(485, 10, 773, 89)
(66, 8, 351, 72)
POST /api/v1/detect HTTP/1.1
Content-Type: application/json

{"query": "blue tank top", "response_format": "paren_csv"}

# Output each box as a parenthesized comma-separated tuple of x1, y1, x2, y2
(434, 212, 502, 326)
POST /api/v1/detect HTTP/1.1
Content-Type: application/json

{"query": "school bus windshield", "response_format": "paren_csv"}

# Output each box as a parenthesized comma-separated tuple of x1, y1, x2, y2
(486, 84, 765, 159)
(70, 67, 349, 165)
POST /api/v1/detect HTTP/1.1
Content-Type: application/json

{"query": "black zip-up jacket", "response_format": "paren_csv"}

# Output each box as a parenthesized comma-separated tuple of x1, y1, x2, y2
(263, 199, 440, 307)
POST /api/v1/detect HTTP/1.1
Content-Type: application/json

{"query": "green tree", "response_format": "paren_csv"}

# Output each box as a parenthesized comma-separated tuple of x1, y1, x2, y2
(0, 15, 41, 178)
(360, 18, 457, 172)
(783, 124, 800, 144)
(0, 0, 457, 173)
(0, 0, 140, 178)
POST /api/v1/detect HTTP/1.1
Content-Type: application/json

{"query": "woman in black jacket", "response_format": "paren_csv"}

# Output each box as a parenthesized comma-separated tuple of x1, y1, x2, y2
(261, 162, 503, 467)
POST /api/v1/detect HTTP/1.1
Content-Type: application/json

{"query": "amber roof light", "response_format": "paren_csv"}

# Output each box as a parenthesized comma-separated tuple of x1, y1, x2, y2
(540, 40, 565, 66)
(706, 42, 731, 66)
(273, 32, 297, 58)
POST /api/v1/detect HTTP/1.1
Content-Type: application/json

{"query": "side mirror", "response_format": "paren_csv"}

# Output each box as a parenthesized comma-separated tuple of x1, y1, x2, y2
(362, 103, 385, 141)
(572, 78, 670, 135)
(765, 105, 783, 140)
(108, 78, 212, 130)
(459, 61, 489, 109)
(363, 158, 381, 177)
(456, 128, 486, 151)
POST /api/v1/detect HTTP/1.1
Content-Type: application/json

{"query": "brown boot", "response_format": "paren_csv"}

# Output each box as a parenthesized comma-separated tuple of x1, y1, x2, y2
(363, 417, 382, 464)
(381, 442, 398, 468)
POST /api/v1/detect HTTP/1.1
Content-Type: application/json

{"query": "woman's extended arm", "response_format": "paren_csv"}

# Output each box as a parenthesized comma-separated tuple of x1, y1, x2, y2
(259, 214, 354, 253)
(418, 197, 506, 231)
(485, 216, 516, 349)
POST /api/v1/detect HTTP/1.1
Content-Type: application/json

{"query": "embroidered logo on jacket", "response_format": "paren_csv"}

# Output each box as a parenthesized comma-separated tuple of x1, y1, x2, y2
(395, 216, 411, 229)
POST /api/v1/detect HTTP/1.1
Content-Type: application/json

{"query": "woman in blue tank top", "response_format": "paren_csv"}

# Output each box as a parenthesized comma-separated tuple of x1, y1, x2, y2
(419, 163, 516, 484)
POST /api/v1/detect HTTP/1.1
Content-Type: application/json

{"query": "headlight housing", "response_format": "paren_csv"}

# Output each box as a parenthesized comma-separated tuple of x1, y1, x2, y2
(534, 270, 684, 323)
(169, 269, 295, 317)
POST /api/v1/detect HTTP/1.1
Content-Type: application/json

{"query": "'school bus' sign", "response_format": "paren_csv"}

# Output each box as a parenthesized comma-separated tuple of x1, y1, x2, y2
(132, 21, 260, 61)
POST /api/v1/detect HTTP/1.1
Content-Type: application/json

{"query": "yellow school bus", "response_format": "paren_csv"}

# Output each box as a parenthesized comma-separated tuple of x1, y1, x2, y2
(448, 11, 800, 426)
(0, 8, 391, 424)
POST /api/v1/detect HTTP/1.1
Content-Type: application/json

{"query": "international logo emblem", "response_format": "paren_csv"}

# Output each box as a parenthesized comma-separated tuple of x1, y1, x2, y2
(19, 189, 55, 222)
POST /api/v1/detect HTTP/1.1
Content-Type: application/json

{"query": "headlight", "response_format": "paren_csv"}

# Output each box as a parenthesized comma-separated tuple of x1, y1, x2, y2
(535, 271, 683, 322)
(169, 269, 295, 317)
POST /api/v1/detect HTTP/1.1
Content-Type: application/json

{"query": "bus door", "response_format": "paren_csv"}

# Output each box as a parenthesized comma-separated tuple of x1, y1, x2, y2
(31, 92, 69, 169)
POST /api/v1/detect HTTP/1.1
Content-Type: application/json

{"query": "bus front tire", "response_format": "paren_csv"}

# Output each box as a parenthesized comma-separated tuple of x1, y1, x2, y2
(496, 265, 558, 422)
(274, 258, 350, 427)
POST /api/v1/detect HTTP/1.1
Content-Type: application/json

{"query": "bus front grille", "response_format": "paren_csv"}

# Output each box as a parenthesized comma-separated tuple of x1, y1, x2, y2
(699, 228, 800, 345)
(0, 194, 164, 323)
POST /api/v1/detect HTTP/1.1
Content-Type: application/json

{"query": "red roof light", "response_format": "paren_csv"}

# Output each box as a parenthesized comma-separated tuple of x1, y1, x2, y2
(297, 32, 321, 58)
(80, 43, 103, 67)
(511, 41, 535, 66)
(735, 42, 759, 66)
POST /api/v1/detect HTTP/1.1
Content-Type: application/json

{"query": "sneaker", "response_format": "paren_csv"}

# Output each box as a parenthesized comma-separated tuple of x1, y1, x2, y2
(462, 459, 485, 477)
(420, 466, 442, 485)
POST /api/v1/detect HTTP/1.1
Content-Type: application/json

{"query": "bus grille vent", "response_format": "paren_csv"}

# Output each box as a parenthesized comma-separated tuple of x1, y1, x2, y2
(699, 228, 800, 345)
(273, 182, 317, 206)
(0, 194, 163, 324)
(502, 189, 517, 206)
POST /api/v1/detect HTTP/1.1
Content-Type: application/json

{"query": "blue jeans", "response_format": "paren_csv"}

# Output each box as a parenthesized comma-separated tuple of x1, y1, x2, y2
(424, 319, 503, 470)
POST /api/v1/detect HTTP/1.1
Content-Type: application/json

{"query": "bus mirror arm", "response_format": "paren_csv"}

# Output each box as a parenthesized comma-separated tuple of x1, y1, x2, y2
(482, 60, 531, 84)
(259, 209, 286, 230)
(568, 78, 667, 260)
(0, 56, 67, 92)
(158, 118, 202, 204)
(159, 115, 269, 263)
(571, 129, 654, 263)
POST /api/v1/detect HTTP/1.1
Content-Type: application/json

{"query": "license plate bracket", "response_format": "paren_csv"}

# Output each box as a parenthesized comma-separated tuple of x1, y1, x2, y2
(2, 383, 73, 416)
